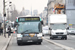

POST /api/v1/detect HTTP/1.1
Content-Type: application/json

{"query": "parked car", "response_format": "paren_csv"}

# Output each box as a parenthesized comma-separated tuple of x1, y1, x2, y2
(14, 27, 17, 32)
(42, 26, 48, 36)
(67, 28, 75, 35)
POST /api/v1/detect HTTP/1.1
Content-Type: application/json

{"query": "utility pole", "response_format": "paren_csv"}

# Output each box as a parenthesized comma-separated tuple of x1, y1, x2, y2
(3, 0, 6, 37)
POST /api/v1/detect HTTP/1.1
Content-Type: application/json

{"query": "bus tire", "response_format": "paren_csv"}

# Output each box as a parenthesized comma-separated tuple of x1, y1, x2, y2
(37, 42, 41, 45)
(17, 43, 21, 45)
(17, 41, 22, 46)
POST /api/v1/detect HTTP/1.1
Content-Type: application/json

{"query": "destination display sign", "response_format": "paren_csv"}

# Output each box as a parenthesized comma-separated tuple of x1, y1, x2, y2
(18, 17, 40, 22)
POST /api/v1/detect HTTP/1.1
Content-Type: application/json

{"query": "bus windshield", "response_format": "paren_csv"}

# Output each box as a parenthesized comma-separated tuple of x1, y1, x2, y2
(17, 21, 42, 33)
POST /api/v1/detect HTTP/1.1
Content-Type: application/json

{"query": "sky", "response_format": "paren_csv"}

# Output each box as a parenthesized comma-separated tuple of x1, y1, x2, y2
(0, 0, 48, 14)
(0, 0, 3, 14)
(11, 0, 48, 14)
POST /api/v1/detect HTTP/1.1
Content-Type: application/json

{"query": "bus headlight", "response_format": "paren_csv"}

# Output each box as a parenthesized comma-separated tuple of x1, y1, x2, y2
(17, 37, 22, 40)
(17, 34, 23, 37)
(17, 34, 22, 40)
(37, 33, 42, 39)
(37, 33, 42, 37)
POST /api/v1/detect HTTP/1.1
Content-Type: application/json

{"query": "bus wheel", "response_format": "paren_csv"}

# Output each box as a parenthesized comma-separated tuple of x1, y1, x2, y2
(17, 42, 22, 46)
(17, 43, 21, 45)
(52, 37, 54, 40)
(37, 42, 41, 45)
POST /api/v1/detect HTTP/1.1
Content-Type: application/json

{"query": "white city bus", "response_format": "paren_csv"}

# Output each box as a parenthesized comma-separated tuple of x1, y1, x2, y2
(16, 16, 43, 45)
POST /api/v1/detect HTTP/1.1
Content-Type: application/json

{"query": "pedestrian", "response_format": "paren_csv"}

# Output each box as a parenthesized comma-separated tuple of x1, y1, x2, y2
(8, 26, 11, 38)
(0, 29, 1, 35)
(0, 28, 3, 35)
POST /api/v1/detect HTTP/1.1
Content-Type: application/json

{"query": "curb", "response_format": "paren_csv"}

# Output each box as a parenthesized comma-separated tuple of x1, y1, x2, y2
(2, 34, 12, 50)
(43, 37, 75, 50)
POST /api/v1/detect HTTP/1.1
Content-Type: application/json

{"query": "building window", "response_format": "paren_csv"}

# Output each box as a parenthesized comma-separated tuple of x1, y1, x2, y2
(73, 0, 75, 6)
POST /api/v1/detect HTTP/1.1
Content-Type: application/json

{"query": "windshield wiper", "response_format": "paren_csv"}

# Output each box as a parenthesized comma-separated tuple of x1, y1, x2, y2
(21, 30, 29, 34)
(29, 32, 39, 34)
(21, 29, 32, 34)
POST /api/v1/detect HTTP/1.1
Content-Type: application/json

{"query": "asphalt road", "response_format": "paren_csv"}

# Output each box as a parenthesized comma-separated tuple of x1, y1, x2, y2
(7, 34, 64, 50)
(44, 35, 75, 49)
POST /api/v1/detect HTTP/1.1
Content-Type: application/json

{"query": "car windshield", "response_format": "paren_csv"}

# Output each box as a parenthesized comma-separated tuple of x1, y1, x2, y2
(6, 24, 12, 28)
(50, 24, 66, 30)
(69, 28, 75, 30)
(17, 21, 42, 33)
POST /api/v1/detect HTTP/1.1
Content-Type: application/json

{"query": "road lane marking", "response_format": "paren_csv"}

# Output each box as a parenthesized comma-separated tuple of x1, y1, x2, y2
(44, 37, 49, 39)
(67, 35, 75, 38)
(44, 45, 53, 50)
(43, 37, 75, 50)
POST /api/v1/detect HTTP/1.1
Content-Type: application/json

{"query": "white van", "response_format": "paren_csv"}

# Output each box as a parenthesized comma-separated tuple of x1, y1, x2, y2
(42, 25, 48, 36)
(48, 14, 68, 40)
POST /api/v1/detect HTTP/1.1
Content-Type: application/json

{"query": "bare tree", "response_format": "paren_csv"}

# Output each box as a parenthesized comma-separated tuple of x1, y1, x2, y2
(11, 6, 19, 21)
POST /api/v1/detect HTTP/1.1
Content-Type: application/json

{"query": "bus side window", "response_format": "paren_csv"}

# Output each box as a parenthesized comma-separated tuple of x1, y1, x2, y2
(38, 23, 42, 32)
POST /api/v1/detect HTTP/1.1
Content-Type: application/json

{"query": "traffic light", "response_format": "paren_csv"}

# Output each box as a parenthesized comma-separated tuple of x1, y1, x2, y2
(4, 13, 6, 17)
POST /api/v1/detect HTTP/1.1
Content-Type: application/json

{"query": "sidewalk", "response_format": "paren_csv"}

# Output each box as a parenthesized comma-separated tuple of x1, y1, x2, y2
(0, 34, 12, 50)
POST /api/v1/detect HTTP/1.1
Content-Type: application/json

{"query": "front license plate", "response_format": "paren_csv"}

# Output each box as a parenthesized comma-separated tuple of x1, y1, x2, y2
(17, 38, 22, 40)
(58, 36, 62, 38)
(27, 40, 33, 42)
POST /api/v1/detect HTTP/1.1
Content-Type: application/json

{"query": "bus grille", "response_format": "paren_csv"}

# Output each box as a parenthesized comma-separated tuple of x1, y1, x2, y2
(23, 34, 36, 37)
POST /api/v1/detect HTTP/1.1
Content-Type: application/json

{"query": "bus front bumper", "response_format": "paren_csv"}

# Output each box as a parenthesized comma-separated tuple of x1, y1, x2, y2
(17, 37, 42, 43)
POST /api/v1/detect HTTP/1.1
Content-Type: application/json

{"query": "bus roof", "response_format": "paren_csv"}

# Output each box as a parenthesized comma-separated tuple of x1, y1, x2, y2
(18, 16, 40, 18)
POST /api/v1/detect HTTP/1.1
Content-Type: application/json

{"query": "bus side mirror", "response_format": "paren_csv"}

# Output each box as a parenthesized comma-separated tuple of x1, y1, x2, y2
(41, 21, 43, 25)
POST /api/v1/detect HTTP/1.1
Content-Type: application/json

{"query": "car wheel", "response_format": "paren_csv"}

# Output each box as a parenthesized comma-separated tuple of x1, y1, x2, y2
(42, 35, 44, 36)
(52, 37, 54, 40)
(61, 38, 63, 40)
(50, 36, 52, 39)
(74, 34, 75, 35)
